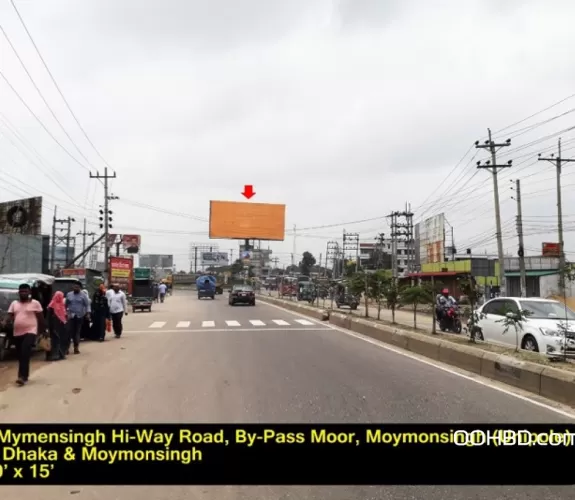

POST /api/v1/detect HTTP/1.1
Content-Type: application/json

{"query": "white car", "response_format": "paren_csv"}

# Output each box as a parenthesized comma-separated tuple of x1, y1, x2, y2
(470, 297, 575, 357)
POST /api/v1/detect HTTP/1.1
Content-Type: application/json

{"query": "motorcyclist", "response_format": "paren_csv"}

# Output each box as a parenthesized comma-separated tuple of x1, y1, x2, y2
(436, 288, 457, 322)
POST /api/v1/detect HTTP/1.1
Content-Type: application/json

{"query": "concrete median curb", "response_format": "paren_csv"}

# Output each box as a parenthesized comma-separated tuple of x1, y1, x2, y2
(258, 294, 575, 408)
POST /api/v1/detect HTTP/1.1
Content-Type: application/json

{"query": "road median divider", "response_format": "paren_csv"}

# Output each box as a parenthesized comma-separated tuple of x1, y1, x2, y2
(257, 293, 575, 408)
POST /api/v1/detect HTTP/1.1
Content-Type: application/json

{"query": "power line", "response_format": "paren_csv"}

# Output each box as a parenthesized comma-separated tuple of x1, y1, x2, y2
(9, 0, 114, 172)
(0, 23, 98, 170)
(0, 68, 90, 171)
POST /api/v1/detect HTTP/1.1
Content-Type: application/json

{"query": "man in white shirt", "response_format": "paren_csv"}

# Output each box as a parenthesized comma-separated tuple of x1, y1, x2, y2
(108, 284, 128, 338)
(158, 282, 167, 303)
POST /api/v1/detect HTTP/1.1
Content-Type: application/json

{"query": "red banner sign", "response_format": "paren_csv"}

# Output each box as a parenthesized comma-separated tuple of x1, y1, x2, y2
(542, 242, 560, 257)
(109, 256, 133, 294)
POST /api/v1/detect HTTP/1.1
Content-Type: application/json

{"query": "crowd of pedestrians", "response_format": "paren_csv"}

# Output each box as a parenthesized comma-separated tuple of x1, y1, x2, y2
(6, 281, 129, 387)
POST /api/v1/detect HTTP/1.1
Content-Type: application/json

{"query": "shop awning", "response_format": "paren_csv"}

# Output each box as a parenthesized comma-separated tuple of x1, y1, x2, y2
(505, 270, 558, 277)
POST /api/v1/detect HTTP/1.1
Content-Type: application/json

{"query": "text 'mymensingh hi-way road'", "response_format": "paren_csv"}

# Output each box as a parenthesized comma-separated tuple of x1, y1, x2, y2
(0, 291, 574, 500)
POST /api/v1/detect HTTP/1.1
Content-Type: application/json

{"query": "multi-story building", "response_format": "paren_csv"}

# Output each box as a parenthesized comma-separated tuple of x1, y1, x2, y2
(360, 239, 415, 277)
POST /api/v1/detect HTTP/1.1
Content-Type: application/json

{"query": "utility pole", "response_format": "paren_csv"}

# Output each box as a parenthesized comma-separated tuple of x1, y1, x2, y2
(475, 129, 512, 296)
(512, 179, 527, 297)
(63, 216, 75, 264)
(343, 231, 360, 272)
(538, 138, 575, 295)
(194, 247, 198, 274)
(90, 167, 117, 273)
(50, 206, 57, 272)
(51, 212, 75, 272)
(291, 225, 296, 267)
(375, 232, 385, 269)
(388, 206, 414, 278)
(77, 218, 96, 267)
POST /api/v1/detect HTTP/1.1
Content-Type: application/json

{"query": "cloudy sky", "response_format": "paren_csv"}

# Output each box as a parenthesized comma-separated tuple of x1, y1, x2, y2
(1, 0, 575, 270)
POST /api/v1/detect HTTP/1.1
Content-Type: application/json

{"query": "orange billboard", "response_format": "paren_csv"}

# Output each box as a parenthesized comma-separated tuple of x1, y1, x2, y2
(209, 200, 286, 241)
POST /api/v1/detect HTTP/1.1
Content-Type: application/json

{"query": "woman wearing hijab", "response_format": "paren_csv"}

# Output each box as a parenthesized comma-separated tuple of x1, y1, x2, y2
(91, 284, 110, 342)
(46, 291, 67, 361)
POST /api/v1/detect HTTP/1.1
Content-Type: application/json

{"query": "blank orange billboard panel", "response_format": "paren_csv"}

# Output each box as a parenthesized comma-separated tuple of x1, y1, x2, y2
(209, 201, 286, 241)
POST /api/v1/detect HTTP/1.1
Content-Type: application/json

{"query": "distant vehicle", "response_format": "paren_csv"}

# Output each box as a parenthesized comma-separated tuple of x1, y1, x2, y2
(197, 276, 216, 300)
(469, 297, 575, 357)
(229, 285, 255, 306)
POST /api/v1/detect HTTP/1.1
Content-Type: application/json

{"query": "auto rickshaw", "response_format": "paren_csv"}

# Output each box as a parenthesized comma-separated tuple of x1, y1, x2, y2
(0, 273, 55, 361)
(297, 282, 317, 303)
(334, 283, 359, 310)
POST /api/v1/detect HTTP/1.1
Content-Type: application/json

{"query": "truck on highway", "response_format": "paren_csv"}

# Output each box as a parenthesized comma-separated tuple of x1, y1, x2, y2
(130, 267, 153, 312)
(197, 275, 216, 300)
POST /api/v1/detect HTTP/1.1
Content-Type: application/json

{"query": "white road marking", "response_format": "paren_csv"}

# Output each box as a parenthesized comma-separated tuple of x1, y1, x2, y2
(124, 327, 325, 334)
(202, 321, 215, 328)
(294, 319, 314, 325)
(259, 299, 575, 419)
(176, 321, 190, 328)
(272, 319, 290, 326)
(225, 320, 241, 327)
(149, 322, 166, 329)
(249, 320, 266, 326)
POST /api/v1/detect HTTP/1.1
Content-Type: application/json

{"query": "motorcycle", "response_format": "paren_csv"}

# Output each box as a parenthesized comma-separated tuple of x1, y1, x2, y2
(439, 305, 462, 334)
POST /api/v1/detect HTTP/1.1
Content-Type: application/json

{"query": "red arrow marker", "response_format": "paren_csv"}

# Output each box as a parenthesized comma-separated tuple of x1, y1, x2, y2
(242, 185, 255, 199)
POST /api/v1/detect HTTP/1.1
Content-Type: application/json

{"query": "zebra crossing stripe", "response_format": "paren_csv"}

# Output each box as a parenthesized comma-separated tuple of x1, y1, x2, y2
(272, 320, 290, 326)
(149, 322, 166, 329)
(249, 320, 265, 326)
(294, 319, 314, 326)
(176, 321, 190, 328)
(202, 321, 215, 328)
(225, 320, 241, 327)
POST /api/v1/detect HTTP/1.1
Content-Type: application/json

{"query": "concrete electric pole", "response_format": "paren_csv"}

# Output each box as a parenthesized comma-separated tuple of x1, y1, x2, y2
(90, 167, 117, 273)
(77, 218, 96, 267)
(538, 138, 575, 295)
(475, 129, 512, 297)
(512, 179, 527, 297)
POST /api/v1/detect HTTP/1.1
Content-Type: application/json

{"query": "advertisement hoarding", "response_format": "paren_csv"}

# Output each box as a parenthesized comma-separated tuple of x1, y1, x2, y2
(209, 200, 286, 240)
(418, 213, 445, 265)
(122, 234, 141, 254)
(542, 242, 560, 257)
(201, 252, 229, 267)
(0, 197, 42, 235)
(109, 256, 133, 294)
(139, 254, 174, 268)
(0, 234, 44, 274)
(51, 246, 76, 267)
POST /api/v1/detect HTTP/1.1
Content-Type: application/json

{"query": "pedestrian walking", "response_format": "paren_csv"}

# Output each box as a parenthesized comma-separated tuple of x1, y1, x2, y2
(92, 284, 110, 342)
(7, 283, 46, 386)
(65, 281, 91, 355)
(46, 291, 67, 361)
(80, 289, 92, 340)
(108, 284, 128, 338)
(158, 282, 167, 303)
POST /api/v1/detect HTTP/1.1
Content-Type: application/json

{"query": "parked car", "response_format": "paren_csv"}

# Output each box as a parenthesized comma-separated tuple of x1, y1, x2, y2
(469, 297, 575, 357)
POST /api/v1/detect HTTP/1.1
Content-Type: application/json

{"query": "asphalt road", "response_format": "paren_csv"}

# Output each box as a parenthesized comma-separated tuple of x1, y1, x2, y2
(0, 290, 573, 499)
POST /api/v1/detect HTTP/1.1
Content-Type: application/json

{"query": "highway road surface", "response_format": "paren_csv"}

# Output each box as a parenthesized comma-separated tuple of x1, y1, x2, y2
(0, 290, 573, 499)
